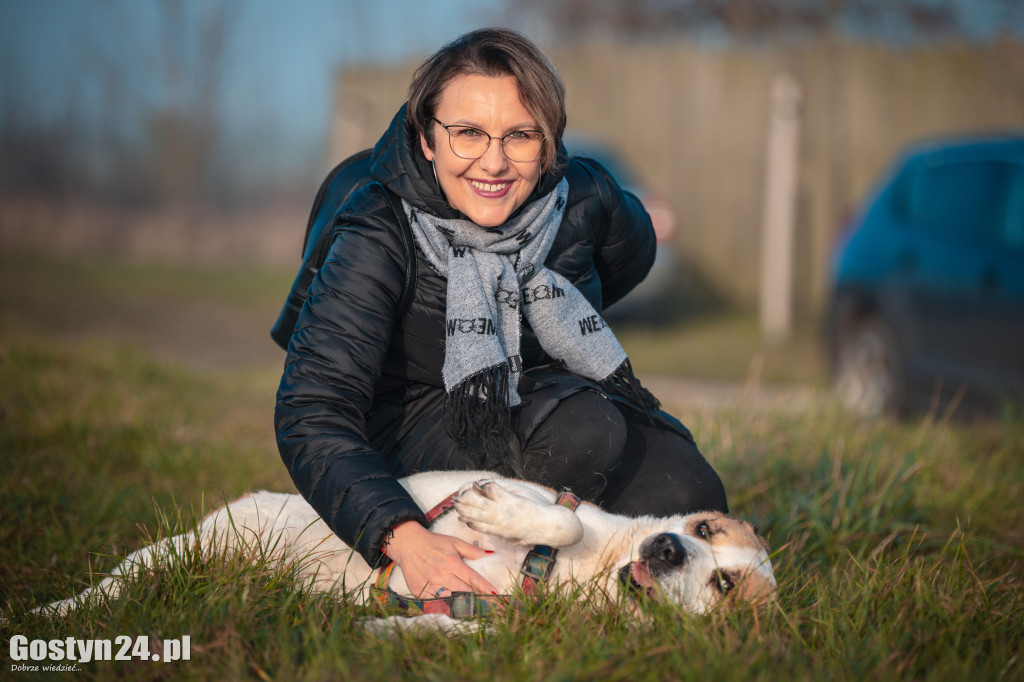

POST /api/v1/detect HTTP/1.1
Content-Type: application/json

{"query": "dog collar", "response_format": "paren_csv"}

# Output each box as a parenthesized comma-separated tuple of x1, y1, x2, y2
(371, 489, 581, 618)
(518, 490, 581, 594)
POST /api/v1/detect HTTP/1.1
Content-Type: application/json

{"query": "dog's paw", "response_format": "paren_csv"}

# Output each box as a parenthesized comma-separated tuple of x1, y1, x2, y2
(452, 481, 533, 543)
(468, 480, 515, 503)
(453, 480, 516, 519)
(453, 479, 586, 547)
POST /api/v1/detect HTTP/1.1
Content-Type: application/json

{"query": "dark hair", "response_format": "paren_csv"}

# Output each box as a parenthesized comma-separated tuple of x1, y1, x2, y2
(408, 28, 566, 171)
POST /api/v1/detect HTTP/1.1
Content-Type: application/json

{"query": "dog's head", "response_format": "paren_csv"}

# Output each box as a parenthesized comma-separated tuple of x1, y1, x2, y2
(617, 512, 776, 614)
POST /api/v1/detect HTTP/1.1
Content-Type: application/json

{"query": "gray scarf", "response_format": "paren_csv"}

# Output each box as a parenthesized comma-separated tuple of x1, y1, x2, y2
(405, 178, 657, 457)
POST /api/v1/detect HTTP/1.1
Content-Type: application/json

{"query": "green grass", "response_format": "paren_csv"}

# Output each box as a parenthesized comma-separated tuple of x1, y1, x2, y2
(1, 257, 1022, 680)
(0, 253, 294, 308)
(618, 314, 828, 386)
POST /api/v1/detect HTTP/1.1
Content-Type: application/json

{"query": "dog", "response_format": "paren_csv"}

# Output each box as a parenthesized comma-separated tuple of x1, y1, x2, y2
(35, 471, 776, 631)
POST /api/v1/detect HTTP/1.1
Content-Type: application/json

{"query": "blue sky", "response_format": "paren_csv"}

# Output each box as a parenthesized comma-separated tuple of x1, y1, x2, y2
(0, 0, 509, 176)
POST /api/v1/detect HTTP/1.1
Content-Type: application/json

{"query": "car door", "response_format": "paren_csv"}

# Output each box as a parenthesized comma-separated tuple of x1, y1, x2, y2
(898, 158, 1021, 391)
(984, 165, 1024, 391)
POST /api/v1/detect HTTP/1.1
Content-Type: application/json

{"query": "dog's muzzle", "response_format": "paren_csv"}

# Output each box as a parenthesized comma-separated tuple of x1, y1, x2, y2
(618, 561, 654, 598)
(641, 533, 689, 574)
(619, 533, 690, 599)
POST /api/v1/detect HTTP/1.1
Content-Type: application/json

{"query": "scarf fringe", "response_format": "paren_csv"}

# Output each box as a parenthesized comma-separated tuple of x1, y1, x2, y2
(600, 358, 661, 412)
(444, 363, 512, 467)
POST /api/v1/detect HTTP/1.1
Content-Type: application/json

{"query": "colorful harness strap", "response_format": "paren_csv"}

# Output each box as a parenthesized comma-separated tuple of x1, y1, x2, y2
(519, 491, 582, 594)
(371, 489, 582, 618)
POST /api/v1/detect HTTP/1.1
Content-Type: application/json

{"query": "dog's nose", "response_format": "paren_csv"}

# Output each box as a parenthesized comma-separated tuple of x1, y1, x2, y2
(645, 533, 687, 570)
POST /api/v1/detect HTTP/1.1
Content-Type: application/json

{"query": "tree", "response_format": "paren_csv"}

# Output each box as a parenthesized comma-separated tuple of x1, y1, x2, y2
(146, 0, 237, 206)
(514, 0, 964, 42)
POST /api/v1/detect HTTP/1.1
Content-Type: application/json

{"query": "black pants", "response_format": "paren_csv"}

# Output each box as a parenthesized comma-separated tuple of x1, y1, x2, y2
(372, 380, 728, 519)
(509, 389, 728, 517)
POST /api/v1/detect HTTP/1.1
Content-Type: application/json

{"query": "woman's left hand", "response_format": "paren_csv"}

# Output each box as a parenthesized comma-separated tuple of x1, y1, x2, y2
(385, 519, 499, 598)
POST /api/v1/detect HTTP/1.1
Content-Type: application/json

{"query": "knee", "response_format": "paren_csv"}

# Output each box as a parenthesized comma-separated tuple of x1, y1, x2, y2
(520, 390, 629, 496)
(554, 391, 629, 473)
(686, 463, 729, 514)
(600, 424, 730, 517)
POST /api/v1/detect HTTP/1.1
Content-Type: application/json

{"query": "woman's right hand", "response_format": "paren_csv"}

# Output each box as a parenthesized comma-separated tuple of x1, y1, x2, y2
(384, 520, 499, 598)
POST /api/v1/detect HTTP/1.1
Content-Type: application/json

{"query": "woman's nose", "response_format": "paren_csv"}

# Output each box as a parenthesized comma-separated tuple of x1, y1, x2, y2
(476, 138, 509, 174)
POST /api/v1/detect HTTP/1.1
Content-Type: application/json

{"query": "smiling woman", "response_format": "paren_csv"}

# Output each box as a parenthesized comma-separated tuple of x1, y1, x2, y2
(274, 27, 728, 611)
(419, 74, 543, 227)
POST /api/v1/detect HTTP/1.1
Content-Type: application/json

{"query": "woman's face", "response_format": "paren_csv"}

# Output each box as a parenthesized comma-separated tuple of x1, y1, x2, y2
(420, 73, 543, 228)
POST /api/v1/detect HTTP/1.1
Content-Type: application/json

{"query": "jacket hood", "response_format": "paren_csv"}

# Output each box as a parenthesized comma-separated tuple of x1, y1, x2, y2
(369, 103, 568, 222)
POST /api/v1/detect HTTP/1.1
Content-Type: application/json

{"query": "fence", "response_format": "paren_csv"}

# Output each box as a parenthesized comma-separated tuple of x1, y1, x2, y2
(331, 37, 1024, 314)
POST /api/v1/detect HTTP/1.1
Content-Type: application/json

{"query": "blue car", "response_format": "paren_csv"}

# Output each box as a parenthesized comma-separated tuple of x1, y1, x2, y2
(563, 135, 678, 323)
(826, 134, 1024, 416)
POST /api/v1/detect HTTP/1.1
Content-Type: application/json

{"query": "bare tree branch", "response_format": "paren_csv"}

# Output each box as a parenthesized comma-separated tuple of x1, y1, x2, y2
(516, 0, 967, 41)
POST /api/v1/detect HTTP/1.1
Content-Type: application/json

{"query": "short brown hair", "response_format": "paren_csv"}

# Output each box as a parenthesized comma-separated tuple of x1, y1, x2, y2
(408, 28, 566, 171)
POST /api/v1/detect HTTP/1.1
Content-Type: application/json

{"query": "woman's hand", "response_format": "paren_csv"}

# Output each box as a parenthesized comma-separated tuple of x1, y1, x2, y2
(384, 520, 499, 598)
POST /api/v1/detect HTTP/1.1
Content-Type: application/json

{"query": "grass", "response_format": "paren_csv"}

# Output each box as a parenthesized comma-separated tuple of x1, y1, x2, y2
(1, 256, 1022, 680)
(618, 315, 828, 386)
(0, 253, 823, 382)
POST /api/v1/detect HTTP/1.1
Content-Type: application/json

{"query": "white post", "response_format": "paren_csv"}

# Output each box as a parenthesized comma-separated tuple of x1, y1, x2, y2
(759, 72, 802, 342)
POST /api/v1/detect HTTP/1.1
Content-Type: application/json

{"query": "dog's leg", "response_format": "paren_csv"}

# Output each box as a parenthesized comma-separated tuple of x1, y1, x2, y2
(360, 614, 482, 636)
(452, 480, 584, 547)
(34, 532, 198, 617)
(29, 492, 352, 618)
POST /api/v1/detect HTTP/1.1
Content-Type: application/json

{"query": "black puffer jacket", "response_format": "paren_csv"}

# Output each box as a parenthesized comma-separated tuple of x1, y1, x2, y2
(275, 105, 656, 565)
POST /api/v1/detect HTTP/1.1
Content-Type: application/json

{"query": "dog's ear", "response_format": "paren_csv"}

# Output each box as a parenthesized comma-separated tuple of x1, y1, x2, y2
(731, 571, 777, 605)
(746, 520, 771, 553)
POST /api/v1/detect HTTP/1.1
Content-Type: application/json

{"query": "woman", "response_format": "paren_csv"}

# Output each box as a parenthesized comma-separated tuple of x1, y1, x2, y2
(275, 28, 727, 600)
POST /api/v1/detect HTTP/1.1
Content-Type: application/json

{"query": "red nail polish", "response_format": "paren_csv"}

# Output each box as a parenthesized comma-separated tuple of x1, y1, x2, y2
(484, 550, 495, 554)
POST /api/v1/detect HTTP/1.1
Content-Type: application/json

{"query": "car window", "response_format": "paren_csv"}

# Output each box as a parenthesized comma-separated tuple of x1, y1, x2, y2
(903, 160, 1017, 249)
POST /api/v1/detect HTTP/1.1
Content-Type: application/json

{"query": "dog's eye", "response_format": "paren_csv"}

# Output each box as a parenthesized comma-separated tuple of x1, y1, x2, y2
(716, 573, 734, 595)
(696, 521, 710, 540)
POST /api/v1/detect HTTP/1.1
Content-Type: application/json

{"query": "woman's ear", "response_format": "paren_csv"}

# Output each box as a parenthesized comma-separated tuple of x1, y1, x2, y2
(420, 133, 435, 162)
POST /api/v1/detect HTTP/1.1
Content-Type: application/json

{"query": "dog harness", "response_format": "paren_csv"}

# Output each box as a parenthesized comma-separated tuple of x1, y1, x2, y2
(371, 489, 581, 619)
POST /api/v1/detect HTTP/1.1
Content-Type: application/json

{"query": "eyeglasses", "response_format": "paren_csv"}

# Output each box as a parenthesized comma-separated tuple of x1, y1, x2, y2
(432, 117, 544, 163)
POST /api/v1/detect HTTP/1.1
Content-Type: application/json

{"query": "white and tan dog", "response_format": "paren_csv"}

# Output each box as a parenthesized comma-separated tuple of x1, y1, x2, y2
(37, 471, 776, 629)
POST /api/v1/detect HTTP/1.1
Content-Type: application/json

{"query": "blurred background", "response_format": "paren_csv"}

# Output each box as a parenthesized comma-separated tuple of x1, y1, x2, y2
(1, 0, 1022, 412)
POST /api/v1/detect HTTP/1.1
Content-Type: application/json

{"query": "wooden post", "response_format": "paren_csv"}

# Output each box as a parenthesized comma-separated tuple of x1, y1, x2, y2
(759, 72, 802, 342)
